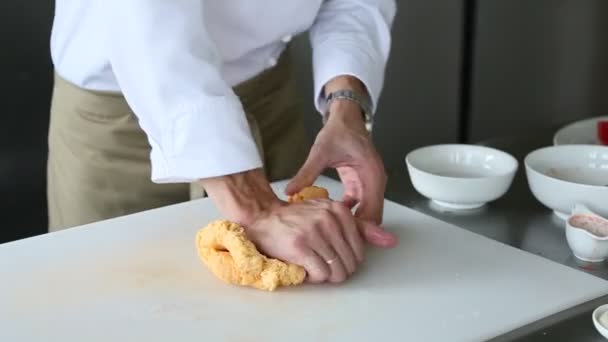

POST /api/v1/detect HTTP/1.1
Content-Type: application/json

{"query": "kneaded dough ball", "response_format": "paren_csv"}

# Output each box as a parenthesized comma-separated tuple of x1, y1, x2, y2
(196, 220, 306, 291)
(196, 186, 330, 291)
(288, 186, 330, 203)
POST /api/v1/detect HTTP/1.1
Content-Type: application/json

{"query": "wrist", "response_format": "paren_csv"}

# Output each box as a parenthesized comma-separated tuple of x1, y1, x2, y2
(328, 100, 365, 123)
(323, 77, 373, 134)
(325, 101, 369, 135)
(198, 169, 283, 227)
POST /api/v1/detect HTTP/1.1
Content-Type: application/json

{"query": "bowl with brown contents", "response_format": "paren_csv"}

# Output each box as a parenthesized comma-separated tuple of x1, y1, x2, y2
(566, 204, 608, 262)
(525, 145, 608, 220)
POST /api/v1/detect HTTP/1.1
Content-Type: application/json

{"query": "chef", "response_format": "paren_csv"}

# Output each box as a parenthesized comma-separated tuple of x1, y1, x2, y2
(48, 0, 398, 283)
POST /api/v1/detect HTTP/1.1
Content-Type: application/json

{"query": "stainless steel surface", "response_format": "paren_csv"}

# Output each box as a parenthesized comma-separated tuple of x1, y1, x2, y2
(384, 131, 607, 341)
(491, 295, 608, 342)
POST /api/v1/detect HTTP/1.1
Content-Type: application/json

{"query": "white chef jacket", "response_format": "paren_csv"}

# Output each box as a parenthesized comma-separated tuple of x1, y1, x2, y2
(50, 0, 396, 183)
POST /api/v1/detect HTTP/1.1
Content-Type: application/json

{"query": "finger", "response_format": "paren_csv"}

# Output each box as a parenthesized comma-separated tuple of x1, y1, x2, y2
(338, 166, 362, 190)
(355, 198, 384, 224)
(358, 220, 398, 248)
(320, 222, 357, 276)
(337, 166, 362, 209)
(308, 200, 359, 273)
(307, 219, 348, 283)
(331, 202, 364, 263)
(285, 146, 327, 195)
(323, 250, 348, 284)
(354, 163, 386, 224)
(300, 248, 330, 283)
(314, 203, 357, 276)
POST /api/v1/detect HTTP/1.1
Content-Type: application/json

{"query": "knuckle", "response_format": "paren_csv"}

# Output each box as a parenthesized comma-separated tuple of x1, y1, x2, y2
(307, 267, 330, 283)
(317, 208, 334, 224)
(330, 272, 347, 283)
(331, 201, 349, 213)
(307, 275, 322, 284)
(321, 198, 333, 205)
(307, 272, 325, 284)
(288, 233, 307, 250)
(313, 199, 333, 209)
(355, 252, 365, 263)
(322, 220, 341, 236)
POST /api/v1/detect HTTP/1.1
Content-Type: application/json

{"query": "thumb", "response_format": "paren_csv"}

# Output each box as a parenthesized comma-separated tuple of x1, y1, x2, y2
(285, 148, 327, 195)
(358, 220, 398, 248)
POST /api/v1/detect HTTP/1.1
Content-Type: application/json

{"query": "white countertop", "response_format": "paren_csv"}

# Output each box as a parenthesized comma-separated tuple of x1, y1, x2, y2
(1, 176, 607, 341)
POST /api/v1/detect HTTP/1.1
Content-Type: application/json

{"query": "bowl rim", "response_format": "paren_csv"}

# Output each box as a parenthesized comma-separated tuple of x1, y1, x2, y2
(524, 144, 608, 190)
(592, 304, 608, 337)
(566, 222, 608, 241)
(405, 144, 519, 180)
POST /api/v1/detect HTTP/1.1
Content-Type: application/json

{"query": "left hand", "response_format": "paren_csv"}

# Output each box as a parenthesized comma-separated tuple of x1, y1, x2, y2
(285, 99, 397, 248)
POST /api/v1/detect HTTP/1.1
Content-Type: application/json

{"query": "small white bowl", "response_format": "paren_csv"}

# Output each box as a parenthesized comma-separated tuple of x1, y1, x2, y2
(566, 204, 608, 262)
(524, 145, 608, 220)
(593, 304, 608, 339)
(554, 116, 607, 145)
(405, 144, 518, 210)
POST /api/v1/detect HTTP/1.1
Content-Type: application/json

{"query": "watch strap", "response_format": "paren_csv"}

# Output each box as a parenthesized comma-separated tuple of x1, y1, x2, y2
(323, 89, 373, 132)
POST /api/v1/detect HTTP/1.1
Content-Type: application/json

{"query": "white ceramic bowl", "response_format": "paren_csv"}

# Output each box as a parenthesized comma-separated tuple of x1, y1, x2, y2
(554, 116, 607, 145)
(405, 144, 518, 210)
(565, 204, 608, 262)
(524, 145, 608, 220)
(593, 304, 608, 339)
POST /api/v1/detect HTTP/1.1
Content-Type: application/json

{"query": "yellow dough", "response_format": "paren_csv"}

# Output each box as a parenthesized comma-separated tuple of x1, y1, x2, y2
(196, 220, 305, 291)
(195, 186, 330, 291)
(287, 185, 330, 203)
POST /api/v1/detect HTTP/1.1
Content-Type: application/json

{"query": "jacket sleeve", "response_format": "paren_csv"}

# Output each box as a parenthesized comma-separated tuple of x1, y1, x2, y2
(105, 0, 262, 183)
(309, 0, 396, 114)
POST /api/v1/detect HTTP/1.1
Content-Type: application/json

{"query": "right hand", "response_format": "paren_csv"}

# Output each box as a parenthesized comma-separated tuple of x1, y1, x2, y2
(199, 168, 397, 284)
(246, 198, 393, 283)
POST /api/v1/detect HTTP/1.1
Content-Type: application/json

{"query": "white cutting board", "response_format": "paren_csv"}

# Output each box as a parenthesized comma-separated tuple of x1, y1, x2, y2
(1, 176, 607, 341)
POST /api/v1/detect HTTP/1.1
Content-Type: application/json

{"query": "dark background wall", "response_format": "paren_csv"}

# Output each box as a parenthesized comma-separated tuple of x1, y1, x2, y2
(469, 0, 608, 143)
(1, 1, 54, 242)
(1, 0, 605, 243)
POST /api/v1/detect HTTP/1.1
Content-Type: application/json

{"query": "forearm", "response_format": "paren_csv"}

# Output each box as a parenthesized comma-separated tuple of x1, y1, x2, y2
(198, 169, 282, 226)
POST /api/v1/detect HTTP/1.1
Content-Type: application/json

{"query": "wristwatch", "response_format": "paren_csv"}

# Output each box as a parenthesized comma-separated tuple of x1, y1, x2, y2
(323, 89, 374, 133)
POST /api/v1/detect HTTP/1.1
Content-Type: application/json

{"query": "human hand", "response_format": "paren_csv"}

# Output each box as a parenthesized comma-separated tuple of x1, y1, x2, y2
(246, 198, 376, 283)
(199, 169, 374, 283)
(286, 100, 396, 248)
